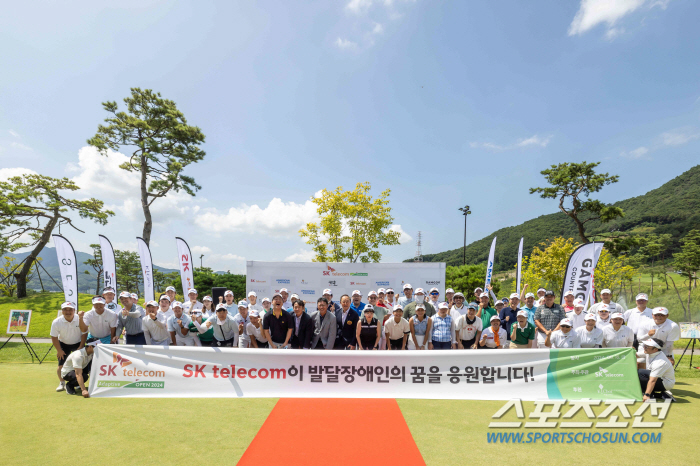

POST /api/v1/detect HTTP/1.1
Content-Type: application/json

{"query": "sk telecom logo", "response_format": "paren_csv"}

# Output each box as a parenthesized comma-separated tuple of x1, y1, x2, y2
(113, 353, 132, 368)
(181, 254, 190, 272)
(323, 265, 336, 276)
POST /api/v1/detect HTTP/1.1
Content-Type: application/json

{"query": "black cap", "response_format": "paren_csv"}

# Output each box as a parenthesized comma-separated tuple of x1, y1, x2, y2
(544, 290, 555, 297)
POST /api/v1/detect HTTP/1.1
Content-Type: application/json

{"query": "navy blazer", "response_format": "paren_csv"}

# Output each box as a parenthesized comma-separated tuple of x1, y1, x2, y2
(335, 308, 359, 348)
(290, 311, 314, 349)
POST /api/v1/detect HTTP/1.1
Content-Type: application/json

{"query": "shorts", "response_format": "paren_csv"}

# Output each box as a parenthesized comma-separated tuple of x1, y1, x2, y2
(461, 338, 476, 349)
(509, 341, 530, 349)
(58, 341, 81, 366)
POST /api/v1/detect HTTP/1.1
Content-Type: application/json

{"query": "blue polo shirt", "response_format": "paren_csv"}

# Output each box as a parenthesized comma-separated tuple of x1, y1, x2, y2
(350, 301, 366, 314)
(521, 305, 537, 327)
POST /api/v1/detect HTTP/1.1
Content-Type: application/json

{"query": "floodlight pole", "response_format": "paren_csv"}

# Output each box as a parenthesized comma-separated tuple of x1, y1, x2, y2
(458, 205, 471, 266)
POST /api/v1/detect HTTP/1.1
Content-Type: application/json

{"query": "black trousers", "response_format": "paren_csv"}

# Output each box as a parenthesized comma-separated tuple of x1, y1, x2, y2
(58, 341, 81, 366)
(638, 369, 666, 394)
(214, 338, 234, 347)
(63, 360, 92, 390)
(462, 338, 476, 349)
(389, 338, 404, 350)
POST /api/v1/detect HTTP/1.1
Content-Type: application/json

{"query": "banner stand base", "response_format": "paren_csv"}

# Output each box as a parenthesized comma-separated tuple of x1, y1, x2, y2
(675, 338, 698, 370)
(0, 334, 41, 363)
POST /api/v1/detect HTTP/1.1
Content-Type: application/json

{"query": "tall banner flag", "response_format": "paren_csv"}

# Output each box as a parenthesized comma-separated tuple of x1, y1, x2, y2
(484, 236, 497, 289)
(137, 237, 154, 303)
(560, 242, 604, 309)
(53, 235, 79, 310)
(516, 237, 524, 295)
(98, 234, 116, 294)
(175, 237, 194, 294)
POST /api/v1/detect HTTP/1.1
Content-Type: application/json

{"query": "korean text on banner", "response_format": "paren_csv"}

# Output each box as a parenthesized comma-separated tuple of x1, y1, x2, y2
(89, 346, 641, 401)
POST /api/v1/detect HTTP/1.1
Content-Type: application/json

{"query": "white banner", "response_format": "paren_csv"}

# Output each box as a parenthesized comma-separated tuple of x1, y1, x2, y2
(560, 242, 604, 308)
(53, 235, 79, 310)
(175, 237, 195, 294)
(88, 345, 642, 400)
(98, 234, 116, 294)
(137, 237, 154, 303)
(516, 237, 524, 295)
(246, 261, 446, 312)
(485, 236, 497, 289)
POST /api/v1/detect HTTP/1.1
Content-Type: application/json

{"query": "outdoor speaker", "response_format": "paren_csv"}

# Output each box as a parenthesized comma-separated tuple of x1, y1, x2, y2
(211, 287, 227, 304)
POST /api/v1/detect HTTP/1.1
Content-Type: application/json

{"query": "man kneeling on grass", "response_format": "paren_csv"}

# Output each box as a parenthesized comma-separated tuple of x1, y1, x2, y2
(61, 338, 100, 397)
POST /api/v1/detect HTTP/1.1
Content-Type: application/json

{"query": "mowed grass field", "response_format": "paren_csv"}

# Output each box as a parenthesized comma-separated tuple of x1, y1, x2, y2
(1, 355, 699, 466)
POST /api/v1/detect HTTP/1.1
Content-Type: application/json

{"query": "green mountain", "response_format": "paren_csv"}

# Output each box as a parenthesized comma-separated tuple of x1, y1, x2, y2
(413, 165, 700, 270)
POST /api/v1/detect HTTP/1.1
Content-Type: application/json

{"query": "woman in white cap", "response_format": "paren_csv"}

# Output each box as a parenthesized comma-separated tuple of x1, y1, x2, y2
(247, 310, 269, 348)
(545, 318, 581, 348)
(165, 286, 177, 308)
(637, 307, 680, 365)
(408, 303, 432, 350)
(260, 297, 271, 320)
(201, 296, 214, 318)
(602, 312, 634, 348)
(562, 291, 575, 313)
(456, 303, 482, 349)
(220, 290, 238, 317)
(234, 301, 251, 348)
(595, 303, 612, 330)
(566, 298, 587, 330)
(637, 338, 675, 401)
(576, 314, 604, 348)
(356, 305, 381, 350)
(479, 315, 506, 349)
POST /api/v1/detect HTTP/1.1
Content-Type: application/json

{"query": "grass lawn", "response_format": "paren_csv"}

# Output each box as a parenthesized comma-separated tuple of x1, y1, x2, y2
(0, 293, 97, 338)
(1, 353, 699, 465)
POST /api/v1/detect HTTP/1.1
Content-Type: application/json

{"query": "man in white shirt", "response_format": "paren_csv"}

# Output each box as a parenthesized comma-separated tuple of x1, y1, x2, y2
(61, 338, 100, 397)
(566, 298, 587, 330)
(201, 303, 240, 347)
(637, 338, 675, 401)
(80, 296, 118, 344)
(158, 295, 175, 320)
(450, 292, 468, 318)
(546, 318, 581, 348)
(624, 293, 653, 349)
(103, 286, 119, 313)
(248, 292, 264, 313)
(384, 305, 410, 350)
(637, 307, 680, 364)
(182, 288, 203, 315)
(397, 284, 414, 308)
(168, 302, 197, 346)
(233, 301, 251, 348)
(247, 310, 268, 348)
(588, 288, 621, 315)
(142, 300, 171, 346)
(602, 312, 634, 348)
(50, 302, 87, 392)
(165, 286, 177, 309)
(280, 288, 293, 310)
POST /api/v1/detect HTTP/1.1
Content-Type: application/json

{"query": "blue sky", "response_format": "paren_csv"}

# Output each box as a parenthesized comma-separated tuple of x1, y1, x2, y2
(1, 0, 699, 273)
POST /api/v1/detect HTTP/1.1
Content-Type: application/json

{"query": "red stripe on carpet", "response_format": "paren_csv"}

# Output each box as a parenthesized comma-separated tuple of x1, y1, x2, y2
(238, 399, 425, 466)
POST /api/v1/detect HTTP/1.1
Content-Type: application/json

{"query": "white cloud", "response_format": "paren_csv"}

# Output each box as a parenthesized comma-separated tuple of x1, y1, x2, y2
(620, 146, 649, 159)
(284, 250, 317, 262)
(196, 198, 318, 236)
(372, 22, 384, 34)
(345, 0, 374, 14)
(661, 128, 700, 146)
(191, 245, 212, 255)
(8, 130, 19, 138)
(10, 142, 32, 151)
(387, 224, 413, 244)
(568, 0, 670, 37)
(470, 134, 553, 151)
(335, 37, 358, 49)
(0, 167, 38, 181)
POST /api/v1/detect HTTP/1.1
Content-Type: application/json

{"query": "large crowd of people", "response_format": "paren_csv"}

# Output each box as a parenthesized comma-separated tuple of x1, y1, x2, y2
(49, 283, 679, 400)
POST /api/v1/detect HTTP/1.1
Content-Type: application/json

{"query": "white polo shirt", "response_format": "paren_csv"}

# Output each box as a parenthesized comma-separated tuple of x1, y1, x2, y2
(576, 326, 603, 348)
(384, 317, 410, 340)
(602, 325, 634, 348)
(639, 350, 675, 390)
(142, 312, 170, 343)
(183, 300, 203, 315)
(83, 308, 118, 339)
(60, 348, 93, 378)
(246, 322, 267, 343)
(588, 301, 621, 314)
(566, 311, 586, 330)
(50, 315, 84, 345)
(637, 318, 680, 357)
(550, 330, 581, 348)
(624, 307, 653, 334)
(481, 326, 507, 348)
(596, 316, 611, 330)
(455, 315, 483, 341)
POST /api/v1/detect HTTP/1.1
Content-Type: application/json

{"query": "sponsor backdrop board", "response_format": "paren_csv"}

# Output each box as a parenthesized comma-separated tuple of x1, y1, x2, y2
(89, 346, 641, 400)
(246, 261, 446, 312)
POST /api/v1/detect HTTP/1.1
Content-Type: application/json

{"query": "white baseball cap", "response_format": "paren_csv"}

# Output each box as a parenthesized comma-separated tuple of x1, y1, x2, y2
(103, 287, 115, 294)
(224, 290, 234, 297)
(403, 284, 412, 290)
(574, 298, 584, 307)
(291, 293, 299, 299)
(445, 288, 455, 294)
(61, 301, 75, 310)
(172, 301, 183, 309)
(248, 291, 257, 297)
(352, 290, 362, 296)
(598, 303, 610, 312)
(322, 289, 332, 295)
(86, 339, 100, 347)
(92, 296, 106, 305)
(203, 296, 212, 302)
(474, 287, 483, 292)
(525, 292, 535, 298)
(509, 293, 519, 299)
(272, 292, 283, 300)
(377, 288, 386, 294)
(146, 300, 158, 307)
(454, 292, 465, 298)
(429, 287, 439, 293)
(516, 310, 528, 318)
(495, 300, 504, 306)
(159, 295, 171, 302)
(537, 288, 546, 293)
(368, 290, 378, 297)
(119, 291, 131, 298)
(165, 286, 176, 292)
(560, 318, 573, 326)
(636, 293, 649, 301)
(386, 288, 394, 293)
(250, 310, 260, 317)
(415, 288, 425, 295)
(652, 307, 669, 315)
(393, 304, 403, 311)
(490, 315, 501, 322)
(262, 297, 271, 303)
(363, 304, 374, 312)
(130, 293, 138, 300)
(600, 289, 612, 295)
(610, 312, 624, 320)
(480, 292, 489, 298)
(438, 302, 449, 310)
(187, 288, 197, 295)
(216, 303, 227, 311)
(584, 313, 597, 321)
(642, 339, 663, 349)
(564, 290, 574, 297)
(280, 288, 289, 293)
(238, 300, 249, 308)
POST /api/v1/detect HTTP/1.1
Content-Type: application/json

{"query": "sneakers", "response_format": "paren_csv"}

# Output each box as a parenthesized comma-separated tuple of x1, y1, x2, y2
(65, 384, 76, 395)
(56, 381, 65, 392)
(662, 390, 676, 402)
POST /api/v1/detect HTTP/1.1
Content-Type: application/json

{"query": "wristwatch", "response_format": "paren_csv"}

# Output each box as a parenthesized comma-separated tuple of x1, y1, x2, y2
(644, 393, 651, 397)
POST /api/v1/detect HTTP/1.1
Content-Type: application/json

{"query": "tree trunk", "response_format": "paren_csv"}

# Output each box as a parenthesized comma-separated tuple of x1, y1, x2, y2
(565, 211, 589, 243)
(15, 212, 59, 298)
(96, 269, 101, 295)
(140, 154, 152, 246)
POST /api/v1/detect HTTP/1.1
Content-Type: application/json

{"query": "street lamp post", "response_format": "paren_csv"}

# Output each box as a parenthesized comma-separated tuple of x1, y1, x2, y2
(458, 205, 471, 266)
(199, 254, 204, 268)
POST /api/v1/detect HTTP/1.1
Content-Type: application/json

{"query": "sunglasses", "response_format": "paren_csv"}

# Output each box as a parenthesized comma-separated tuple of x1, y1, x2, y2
(430, 292, 439, 295)
(387, 292, 394, 294)
(561, 325, 571, 328)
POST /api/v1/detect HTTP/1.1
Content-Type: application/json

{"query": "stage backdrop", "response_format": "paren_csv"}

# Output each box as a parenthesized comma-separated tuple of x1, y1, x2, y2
(88, 345, 641, 400)
(246, 261, 446, 312)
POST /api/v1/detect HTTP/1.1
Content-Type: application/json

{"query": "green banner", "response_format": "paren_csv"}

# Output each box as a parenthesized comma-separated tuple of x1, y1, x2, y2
(547, 348, 642, 400)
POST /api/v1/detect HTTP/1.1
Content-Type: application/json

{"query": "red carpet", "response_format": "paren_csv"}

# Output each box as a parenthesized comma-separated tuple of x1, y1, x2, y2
(238, 399, 425, 466)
